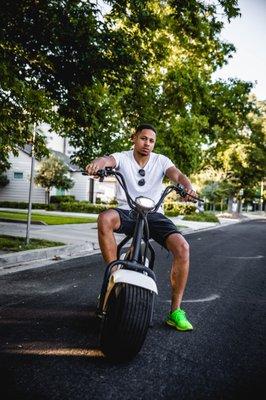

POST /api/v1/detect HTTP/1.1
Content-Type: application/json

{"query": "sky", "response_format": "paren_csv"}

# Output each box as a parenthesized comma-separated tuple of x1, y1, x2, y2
(213, 0, 266, 100)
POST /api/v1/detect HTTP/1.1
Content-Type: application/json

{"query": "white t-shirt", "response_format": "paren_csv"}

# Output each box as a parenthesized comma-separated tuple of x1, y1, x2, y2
(111, 150, 174, 211)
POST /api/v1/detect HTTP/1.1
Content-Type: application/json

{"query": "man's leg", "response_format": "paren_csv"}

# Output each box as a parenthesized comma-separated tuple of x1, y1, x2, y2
(164, 233, 193, 331)
(97, 209, 121, 263)
(165, 233, 190, 311)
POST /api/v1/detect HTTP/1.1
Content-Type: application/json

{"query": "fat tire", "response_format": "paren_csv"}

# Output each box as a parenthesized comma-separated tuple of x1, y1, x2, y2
(100, 283, 154, 362)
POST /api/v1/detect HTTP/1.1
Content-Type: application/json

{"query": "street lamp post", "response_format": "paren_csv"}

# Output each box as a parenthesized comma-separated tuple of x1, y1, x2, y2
(26, 123, 36, 245)
(259, 180, 264, 212)
(238, 188, 244, 213)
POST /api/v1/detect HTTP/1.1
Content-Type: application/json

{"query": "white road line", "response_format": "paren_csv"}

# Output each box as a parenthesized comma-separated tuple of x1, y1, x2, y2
(164, 294, 220, 303)
(225, 255, 264, 259)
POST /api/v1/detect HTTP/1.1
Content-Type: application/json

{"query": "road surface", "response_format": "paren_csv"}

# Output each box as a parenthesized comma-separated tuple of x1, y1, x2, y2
(0, 219, 265, 400)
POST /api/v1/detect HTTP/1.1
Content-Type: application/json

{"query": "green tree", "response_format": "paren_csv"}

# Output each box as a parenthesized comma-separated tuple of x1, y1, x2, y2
(34, 154, 74, 204)
(2, 0, 262, 181)
(193, 103, 266, 212)
(214, 98, 266, 198)
(89, 0, 252, 176)
(0, 0, 131, 164)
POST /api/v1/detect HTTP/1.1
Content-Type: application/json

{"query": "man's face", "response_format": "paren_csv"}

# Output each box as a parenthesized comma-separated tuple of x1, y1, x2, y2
(132, 129, 156, 156)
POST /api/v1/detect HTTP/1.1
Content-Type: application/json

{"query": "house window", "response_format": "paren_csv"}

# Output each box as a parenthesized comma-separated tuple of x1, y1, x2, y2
(14, 172, 24, 179)
(56, 189, 65, 195)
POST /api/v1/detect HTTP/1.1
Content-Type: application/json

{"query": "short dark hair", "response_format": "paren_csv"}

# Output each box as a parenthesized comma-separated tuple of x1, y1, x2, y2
(135, 123, 157, 135)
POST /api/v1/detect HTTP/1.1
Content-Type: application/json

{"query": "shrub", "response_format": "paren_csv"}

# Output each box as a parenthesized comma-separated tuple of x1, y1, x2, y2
(45, 204, 57, 211)
(0, 174, 9, 187)
(109, 198, 118, 206)
(183, 212, 219, 223)
(33, 203, 46, 209)
(164, 202, 196, 216)
(50, 195, 75, 204)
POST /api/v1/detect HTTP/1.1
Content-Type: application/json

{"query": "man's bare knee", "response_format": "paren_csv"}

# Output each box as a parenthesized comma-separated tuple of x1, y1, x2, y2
(166, 234, 190, 261)
(98, 210, 120, 233)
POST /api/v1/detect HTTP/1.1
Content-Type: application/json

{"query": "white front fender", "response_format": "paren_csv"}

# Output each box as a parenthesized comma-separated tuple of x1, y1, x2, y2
(103, 269, 158, 311)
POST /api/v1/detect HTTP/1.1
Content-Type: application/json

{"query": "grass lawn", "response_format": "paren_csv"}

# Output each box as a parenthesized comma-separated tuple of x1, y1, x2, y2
(0, 235, 65, 252)
(0, 210, 98, 225)
(183, 212, 219, 223)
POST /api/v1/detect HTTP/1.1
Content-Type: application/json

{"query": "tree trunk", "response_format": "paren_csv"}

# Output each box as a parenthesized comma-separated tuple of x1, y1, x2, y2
(237, 199, 242, 213)
(227, 196, 233, 212)
(45, 189, 51, 205)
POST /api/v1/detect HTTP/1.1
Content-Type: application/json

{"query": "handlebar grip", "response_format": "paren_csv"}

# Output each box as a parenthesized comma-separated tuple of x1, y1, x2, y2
(175, 183, 187, 197)
(175, 183, 204, 203)
(82, 171, 101, 177)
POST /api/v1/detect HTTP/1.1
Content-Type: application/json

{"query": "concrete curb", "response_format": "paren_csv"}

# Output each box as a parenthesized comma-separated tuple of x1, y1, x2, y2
(0, 218, 46, 225)
(0, 241, 94, 270)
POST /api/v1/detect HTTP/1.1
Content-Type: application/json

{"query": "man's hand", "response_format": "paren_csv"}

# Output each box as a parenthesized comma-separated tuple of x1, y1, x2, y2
(165, 167, 197, 202)
(181, 187, 197, 203)
(86, 158, 106, 176)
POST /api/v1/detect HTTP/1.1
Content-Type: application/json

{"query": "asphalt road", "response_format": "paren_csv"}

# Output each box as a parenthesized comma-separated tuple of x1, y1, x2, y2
(0, 219, 265, 400)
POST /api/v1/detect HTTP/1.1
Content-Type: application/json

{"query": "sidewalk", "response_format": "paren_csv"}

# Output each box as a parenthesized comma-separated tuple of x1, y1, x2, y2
(0, 210, 263, 272)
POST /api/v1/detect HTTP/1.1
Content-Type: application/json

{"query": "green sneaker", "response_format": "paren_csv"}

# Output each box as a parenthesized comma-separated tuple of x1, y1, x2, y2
(166, 308, 193, 331)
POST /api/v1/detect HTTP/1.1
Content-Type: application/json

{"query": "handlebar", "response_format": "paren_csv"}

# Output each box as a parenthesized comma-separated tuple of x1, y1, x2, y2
(83, 167, 204, 210)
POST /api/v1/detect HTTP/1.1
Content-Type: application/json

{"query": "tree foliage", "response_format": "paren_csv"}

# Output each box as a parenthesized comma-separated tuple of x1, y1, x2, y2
(0, 0, 264, 189)
(192, 97, 266, 208)
(34, 154, 74, 203)
(0, 174, 9, 188)
(210, 99, 266, 194)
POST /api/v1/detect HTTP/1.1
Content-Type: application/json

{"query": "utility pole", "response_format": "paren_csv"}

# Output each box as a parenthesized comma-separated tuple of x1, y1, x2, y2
(26, 123, 36, 245)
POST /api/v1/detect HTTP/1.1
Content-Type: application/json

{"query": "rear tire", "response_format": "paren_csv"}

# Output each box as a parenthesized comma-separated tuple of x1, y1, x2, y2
(99, 283, 154, 362)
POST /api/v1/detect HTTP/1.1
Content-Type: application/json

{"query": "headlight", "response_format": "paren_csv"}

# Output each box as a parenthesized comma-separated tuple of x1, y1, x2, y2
(135, 196, 155, 211)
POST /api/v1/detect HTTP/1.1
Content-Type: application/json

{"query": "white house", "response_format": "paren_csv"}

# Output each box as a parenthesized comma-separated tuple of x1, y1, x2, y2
(0, 147, 46, 203)
(0, 130, 116, 204)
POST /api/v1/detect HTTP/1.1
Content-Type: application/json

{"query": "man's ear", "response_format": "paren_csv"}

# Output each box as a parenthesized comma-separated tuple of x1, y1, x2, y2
(131, 133, 136, 143)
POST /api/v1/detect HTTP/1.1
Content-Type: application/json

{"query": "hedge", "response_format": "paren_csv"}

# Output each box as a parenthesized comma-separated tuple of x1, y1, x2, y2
(164, 202, 196, 216)
(0, 200, 109, 213)
(0, 200, 196, 215)
(50, 195, 76, 204)
(0, 201, 45, 209)
(58, 201, 109, 213)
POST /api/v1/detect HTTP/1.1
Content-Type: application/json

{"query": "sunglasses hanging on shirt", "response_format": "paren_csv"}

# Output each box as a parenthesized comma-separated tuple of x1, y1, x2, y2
(138, 169, 145, 186)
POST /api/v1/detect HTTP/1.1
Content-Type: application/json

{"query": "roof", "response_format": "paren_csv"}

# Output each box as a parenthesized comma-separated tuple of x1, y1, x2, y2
(21, 144, 32, 156)
(51, 150, 81, 172)
(21, 146, 81, 172)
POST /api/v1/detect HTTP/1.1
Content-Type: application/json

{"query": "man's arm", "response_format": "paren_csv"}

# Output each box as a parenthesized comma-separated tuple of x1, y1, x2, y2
(86, 155, 116, 176)
(165, 166, 197, 201)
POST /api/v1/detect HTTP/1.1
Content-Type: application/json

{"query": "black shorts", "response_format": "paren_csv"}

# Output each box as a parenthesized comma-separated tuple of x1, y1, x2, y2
(113, 208, 182, 249)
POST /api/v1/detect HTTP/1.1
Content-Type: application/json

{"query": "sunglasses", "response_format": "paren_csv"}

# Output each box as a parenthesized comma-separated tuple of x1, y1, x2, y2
(138, 169, 145, 186)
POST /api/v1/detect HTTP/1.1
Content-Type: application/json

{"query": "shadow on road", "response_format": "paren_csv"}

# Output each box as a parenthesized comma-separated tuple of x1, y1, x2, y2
(0, 301, 104, 355)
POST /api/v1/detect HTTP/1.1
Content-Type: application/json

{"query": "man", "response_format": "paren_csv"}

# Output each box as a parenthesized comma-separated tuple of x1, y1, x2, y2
(86, 124, 197, 331)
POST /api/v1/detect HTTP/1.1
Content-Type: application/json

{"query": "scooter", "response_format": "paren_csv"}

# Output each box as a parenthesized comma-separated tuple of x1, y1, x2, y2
(95, 167, 202, 362)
